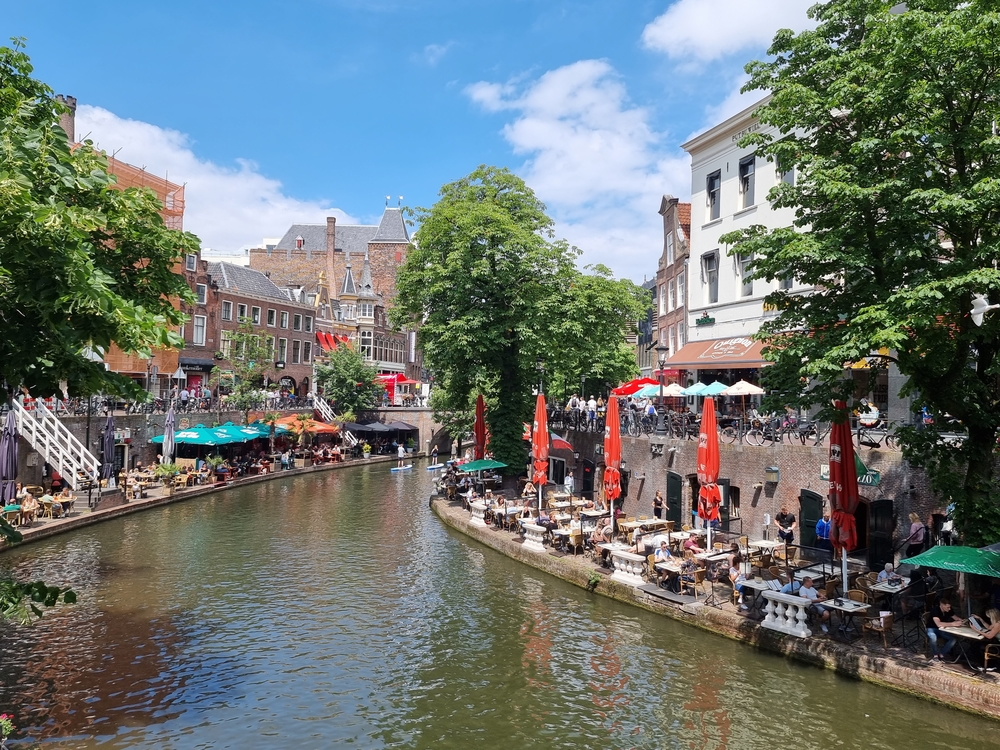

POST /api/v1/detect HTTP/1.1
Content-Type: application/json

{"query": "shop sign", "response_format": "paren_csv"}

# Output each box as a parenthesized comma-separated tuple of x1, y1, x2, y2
(820, 462, 881, 487)
(695, 315, 716, 326)
(698, 337, 754, 360)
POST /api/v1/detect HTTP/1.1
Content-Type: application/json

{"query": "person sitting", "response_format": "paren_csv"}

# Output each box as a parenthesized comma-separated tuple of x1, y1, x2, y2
(654, 541, 673, 588)
(877, 562, 901, 583)
(683, 535, 705, 555)
(58, 488, 74, 516)
(628, 526, 650, 555)
(779, 578, 802, 595)
(522, 481, 536, 497)
(978, 608, 1000, 640)
(680, 551, 699, 586)
(39, 490, 62, 519)
(730, 564, 749, 610)
(726, 542, 742, 569)
(19, 492, 38, 525)
(591, 518, 613, 547)
(798, 576, 831, 633)
(536, 510, 558, 533)
(927, 598, 963, 660)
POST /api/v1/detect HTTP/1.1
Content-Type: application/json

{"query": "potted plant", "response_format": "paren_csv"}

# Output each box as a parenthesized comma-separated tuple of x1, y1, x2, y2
(204, 455, 226, 484)
(405, 437, 415, 454)
(1, 712, 14, 747)
(154, 462, 180, 496)
(362, 443, 372, 459)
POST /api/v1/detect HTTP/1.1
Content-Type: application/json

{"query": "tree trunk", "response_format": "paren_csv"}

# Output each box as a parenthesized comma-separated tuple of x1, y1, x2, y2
(959, 424, 1000, 547)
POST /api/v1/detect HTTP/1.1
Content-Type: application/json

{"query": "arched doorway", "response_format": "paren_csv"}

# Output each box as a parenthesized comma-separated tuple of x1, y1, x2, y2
(798, 489, 824, 549)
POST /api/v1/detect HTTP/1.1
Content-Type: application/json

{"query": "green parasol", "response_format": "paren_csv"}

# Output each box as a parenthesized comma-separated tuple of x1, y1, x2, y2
(900, 545, 1000, 578)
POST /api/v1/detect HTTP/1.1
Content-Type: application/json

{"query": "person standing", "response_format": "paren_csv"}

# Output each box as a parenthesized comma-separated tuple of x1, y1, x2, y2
(816, 510, 832, 552)
(652, 490, 665, 520)
(905, 512, 926, 558)
(431, 445, 439, 461)
(776, 505, 797, 545)
(397, 443, 406, 468)
(180, 387, 190, 412)
(564, 471, 574, 498)
(587, 395, 597, 427)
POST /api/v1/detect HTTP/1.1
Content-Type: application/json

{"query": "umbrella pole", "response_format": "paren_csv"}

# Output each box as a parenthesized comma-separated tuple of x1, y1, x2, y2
(841, 547, 849, 598)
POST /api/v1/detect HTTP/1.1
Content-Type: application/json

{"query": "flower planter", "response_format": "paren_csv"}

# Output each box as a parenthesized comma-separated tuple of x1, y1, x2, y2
(363, 452, 371, 459)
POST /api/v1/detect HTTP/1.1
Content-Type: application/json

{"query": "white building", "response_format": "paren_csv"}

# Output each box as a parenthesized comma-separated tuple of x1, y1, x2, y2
(669, 97, 811, 381)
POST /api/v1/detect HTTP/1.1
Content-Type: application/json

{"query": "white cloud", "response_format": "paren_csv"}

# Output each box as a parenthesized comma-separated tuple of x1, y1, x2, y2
(421, 42, 453, 66)
(76, 105, 356, 251)
(642, 0, 815, 64)
(466, 60, 689, 281)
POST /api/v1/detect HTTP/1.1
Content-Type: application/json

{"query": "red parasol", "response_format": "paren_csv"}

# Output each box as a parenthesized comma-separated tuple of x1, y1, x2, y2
(532, 394, 549, 512)
(829, 400, 860, 553)
(473, 394, 487, 461)
(603, 395, 621, 504)
(611, 377, 660, 396)
(696, 397, 722, 526)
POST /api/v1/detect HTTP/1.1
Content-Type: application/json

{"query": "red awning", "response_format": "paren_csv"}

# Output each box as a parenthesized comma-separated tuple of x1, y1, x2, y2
(666, 337, 767, 369)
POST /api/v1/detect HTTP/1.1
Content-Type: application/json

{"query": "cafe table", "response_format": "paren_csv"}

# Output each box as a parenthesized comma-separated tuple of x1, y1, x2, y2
(654, 560, 684, 591)
(871, 577, 910, 596)
(949, 625, 987, 670)
(738, 577, 781, 617)
(820, 597, 871, 640)
(748, 539, 783, 552)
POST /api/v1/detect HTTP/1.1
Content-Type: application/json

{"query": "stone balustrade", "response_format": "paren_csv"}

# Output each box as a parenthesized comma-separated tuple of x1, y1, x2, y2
(522, 523, 547, 553)
(761, 590, 813, 638)
(469, 500, 488, 528)
(609, 549, 647, 587)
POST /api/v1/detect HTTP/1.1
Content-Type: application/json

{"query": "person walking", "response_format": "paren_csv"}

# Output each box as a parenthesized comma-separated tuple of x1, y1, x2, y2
(905, 512, 926, 558)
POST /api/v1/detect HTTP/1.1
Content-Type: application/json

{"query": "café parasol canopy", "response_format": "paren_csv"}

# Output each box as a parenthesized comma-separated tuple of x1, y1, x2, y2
(604, 394, 622, 539)
(681, 382, 708, 396)
(829, 400, 862, 589)
(696, 397, 722, 548)
(720, 380, 765, 397)
(611, 377, 660, 396)
(531, 393, 549, 514)
(473, 394, 488, 461)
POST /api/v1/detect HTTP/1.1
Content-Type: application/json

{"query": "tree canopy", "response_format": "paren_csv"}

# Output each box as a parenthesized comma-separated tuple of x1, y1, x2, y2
(0, 40, 197, 400)
(723, 0, 1000, 544)
(314, 343, 382, 416)
(215, 320, 279, 423)
(392, 166, 649, 473)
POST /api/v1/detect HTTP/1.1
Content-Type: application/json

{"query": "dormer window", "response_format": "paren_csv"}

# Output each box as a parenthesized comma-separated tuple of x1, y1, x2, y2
(295, 235, 304, 249)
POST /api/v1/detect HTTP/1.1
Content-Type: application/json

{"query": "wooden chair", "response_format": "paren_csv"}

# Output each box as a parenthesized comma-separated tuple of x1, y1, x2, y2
(681, 524, 692, 532)
(769, 565, 788, 585)
(646, 554, 658, 584)
(567, 530, 584, 556)
(866, 571, 880, 583)
(984, 642, 1000, 672)
(863, 612, 894, 649)
(824, 579, 840, 600)
(847, 589, 870, 604)
(40, 500, 55, 519)
(682, 569, 707, 600)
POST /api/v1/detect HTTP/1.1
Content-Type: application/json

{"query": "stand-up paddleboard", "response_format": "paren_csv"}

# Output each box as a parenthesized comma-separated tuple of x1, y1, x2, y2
(390, 464, 413, 472)
(426, 463, 445, 471)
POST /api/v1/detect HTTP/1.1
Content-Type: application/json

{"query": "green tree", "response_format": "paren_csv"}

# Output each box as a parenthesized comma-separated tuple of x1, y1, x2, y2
(314, 343, 382, 415)
(0, 39, 196, 399)
(723, 0, 1000, 544)
(392, 166, 649, 473)
(218, 320, 277, 423)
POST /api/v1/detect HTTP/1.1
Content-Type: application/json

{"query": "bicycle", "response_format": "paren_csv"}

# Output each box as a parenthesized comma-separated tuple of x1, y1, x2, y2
(856, 417, 898, 449)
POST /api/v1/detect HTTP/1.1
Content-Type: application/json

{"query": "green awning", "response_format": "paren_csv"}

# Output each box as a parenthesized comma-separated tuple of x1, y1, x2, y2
(459, 459, 508, 472)
(900, 545, 1000, 578)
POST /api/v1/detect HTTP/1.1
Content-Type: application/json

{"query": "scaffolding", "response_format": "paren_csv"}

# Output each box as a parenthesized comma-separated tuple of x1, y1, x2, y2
(106, 156, 185, 230)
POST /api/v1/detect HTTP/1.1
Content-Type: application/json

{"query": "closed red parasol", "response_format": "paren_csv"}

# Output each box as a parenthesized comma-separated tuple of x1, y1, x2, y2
(697, 397, 722, 547)
(829, 400, 861, 585)
(531, 394, 549, 513)
(603, 395, 621, 506)
(473, 394, 487, 461)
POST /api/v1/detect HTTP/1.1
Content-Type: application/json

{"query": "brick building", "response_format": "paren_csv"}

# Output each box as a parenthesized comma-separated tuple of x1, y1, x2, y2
(651, 196, 690, 386)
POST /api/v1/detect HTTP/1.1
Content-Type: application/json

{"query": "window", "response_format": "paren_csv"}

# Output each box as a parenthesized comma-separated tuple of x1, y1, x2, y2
(185, 254, 197, 272)
(677, 271, 685, 310)
(677, 320, 685, 348)
(666, 232, 675, 265)
(702, 252, 719, 305)
(739, 156, 755, 208)
(265, 336, 275, 358)
(221, 301, 232, 321)
(292, 340, 301, 364)
(668, 279, 676, 312)
(293, 314, 302, 331)
(267, 309, 276, 326)
(777, 154, 795, 186)
(360, 303, 373, 318)
(360, 330, 373, 360)
(220, 330, 232, 357)
(303, 342, 312, 363)
(237, 303, 248, 321)
(707, 170, 721, 221)
(668, 325, 675, 356)
(278, 338, 288, 362)
(196, 284, 207, 305)
(304, 316, 313, 333)
(251, 306, 261, 325)
(192, 315, 206, 345)
(658, 285, 666, 316)
(779, 274, 794, 290)
(280, 311, 288, 329)
(344, 305, 355, 320)
(739, 252, 754, 297)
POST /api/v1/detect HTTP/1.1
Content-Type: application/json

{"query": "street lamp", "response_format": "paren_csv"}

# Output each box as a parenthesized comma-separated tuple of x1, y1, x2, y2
(536, 357, 545, 395)
(655, 343, 669, 435)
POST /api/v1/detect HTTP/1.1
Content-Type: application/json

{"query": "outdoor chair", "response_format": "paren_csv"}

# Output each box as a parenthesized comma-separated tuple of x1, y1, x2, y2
(824, 579, 840, 600)
(984, 642, 1000, 672)
(645, 554, 657, 584)
(863, 611, 894, 649)
(769, 566, 788, 585)
(847, 589, 870, 604)
(682, 569, 707, 600)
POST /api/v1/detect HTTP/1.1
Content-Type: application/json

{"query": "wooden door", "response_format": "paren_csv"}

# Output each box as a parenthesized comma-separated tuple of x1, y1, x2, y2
(868, 498, 894, 572)
(798, 489, 824, 549)
(666, 471, 683, 524)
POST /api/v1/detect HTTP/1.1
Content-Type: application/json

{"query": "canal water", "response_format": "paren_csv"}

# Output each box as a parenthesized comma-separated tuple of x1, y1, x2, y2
(0, 464, 995, 748)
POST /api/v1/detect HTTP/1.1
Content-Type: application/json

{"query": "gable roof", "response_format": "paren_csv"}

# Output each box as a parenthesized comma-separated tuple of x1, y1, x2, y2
(341, 253, 357, 297)
(336, 224, 378, 255)
(274, 222, 378, 254)
(677, 203, 691, 241)
(357, 252, 377, 299)
(208, 262, 290, 301)
(371, 207, 409, 243)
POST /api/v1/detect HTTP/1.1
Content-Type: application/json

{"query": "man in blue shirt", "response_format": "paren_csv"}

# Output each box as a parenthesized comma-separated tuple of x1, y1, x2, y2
(816, 510, 832, 552)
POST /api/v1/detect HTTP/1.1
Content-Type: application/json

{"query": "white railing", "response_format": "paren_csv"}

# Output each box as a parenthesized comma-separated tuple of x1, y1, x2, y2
(522, 523, 548, 553)
(761, 591, 813, 638)
(609, 550, 647, 587)
(14, 400, 100, 490)
(314, 396, 336, 423)
(341, 430, 358, 447)
(469, 500, 488, 528)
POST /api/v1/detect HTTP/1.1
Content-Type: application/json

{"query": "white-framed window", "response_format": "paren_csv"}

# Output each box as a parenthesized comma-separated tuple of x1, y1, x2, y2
(303, 342, 312, 363)
(707, 170, 721, 221)
(277, 338, 287, 362)
(291, 340, 301, 364)
(666, 231, 675, 265)
(779, 274, 794, 290)
(265, 336, 275, 358)
(196, 284, 207, 305)
(677, 320, 685, 348)
(220, 329, 232, 357)
(304, 316, 313, 333)
(293, 314, 302, 331)
(267, 309, 276, 326)
(658, 285, 666, 316)
(668, 279, 676, 312)
(739, 156, 755, 208)
(251, 306, 261, 325)
(280, 311, 288, 329)
(778, 154, 795, 186)
(360, 330, 373, 360)
(360, 303, 373, 318)
(677, 271, 685, 310)
(192, 315, 206, 345)
(344, 305, 355, 320)
(668, 325, 675, 356)
(739, 252, 754, 297)
(702, 252, 719, 305)
(237, 303, 248, 321)
(185, 254, 197, 272)
(221, 301, 232, 321)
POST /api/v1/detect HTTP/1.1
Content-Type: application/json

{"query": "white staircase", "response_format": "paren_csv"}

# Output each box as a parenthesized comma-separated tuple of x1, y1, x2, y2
(314, 396, 336, 423)
(341, 430, 358, 447)
(14, 399, 101, 490)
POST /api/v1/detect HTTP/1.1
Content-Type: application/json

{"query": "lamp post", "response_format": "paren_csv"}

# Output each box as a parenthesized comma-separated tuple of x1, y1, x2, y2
(655, 343, 669, 435)
(536, 358, 545, 395)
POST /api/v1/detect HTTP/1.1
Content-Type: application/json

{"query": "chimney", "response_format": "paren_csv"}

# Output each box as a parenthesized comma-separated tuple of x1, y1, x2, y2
(55, 94, 77, 143)
(326, 216, 337, 301)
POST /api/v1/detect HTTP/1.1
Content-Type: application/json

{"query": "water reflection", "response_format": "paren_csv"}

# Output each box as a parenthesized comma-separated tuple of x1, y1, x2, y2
(0, 466, 997, 748)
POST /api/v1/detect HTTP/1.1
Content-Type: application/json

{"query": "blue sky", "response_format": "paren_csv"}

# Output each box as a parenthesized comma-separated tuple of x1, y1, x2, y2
(7, 0, 815, 280)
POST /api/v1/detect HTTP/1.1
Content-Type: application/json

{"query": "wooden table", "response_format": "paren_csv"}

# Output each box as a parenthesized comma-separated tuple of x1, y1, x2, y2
(949, 625, 987, 669)
(822, 597, 871, 640)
